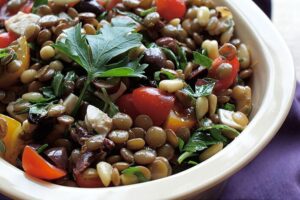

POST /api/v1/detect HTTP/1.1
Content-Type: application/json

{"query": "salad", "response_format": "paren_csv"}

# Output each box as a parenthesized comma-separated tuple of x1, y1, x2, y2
(0, 0, 252, 187)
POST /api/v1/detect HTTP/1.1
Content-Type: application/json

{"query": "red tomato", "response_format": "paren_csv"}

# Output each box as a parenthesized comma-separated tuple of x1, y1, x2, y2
(22, 146, 67, 180)
(132, 87, 175, 125)
(75, 173, 104, 188)
(156, 0, 186, 21)
(208, 56, 240, 92)
(97, 0, 106, 6)
(116, 93, 139, 119)
(0, 0, 7, 7)
(0, 32, 18, 48)
(106, 0, 121, 10)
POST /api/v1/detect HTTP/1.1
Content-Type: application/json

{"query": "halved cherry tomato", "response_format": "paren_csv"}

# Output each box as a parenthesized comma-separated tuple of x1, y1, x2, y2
(132, 87, 175, 125)
(0, 36, 30, 89)
(0, 114, 24, 165)
(0, 31, 17, 48)
(208, 56, 240, 92)
(22, 146, 67, 180)
(105, 0, 122, 10)
(116, 94, 139, 119)
(164, 110, 196, 132)
(156, 0, 186, 21)
(75, 173, 104, 188)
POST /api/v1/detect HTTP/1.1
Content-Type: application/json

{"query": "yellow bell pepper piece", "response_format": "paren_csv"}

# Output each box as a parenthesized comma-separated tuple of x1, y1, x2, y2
(0, 114, 24, 165)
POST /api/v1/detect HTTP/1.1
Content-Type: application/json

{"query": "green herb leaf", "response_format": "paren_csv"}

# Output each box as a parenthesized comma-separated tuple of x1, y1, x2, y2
(28, 103, 51, 124)
(37, 144, 48, 154)
(0, 49, 9, 59)
(52, 72, 64, 97)
(178, 46, 188, 70)
(95, 88, 119, 117)
(140, 7, 157, 17)
(187, 160, 198, 165)
(183, 132, 208, 153)
(223, 103, 236, 111)
(0, 140, 6, 153)
(193, 51, 213, 68)
(199, 124, 240, 139)
(181, 81, 215, 98)
(115, 9, 143, 24)
(178, 138, 185, 153)
(161, 47, 179, 68)
(154, 69, 177, 81)
(53, 18, 143, 116)
(32, 0, 48, 13)
(122, 167, 149, 182)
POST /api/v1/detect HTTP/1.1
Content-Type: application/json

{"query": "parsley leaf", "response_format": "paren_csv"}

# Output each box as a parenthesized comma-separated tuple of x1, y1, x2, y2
(223, 103, 236, 111)
(53, 18, 144, 116)
(0, 49, 9, 59)
(94, 88, 119, 117)
(193, 51, 213, 68)
(154, 69, 177, 81)
(115, 9, 143, 24)
(178, 46, 188, 70)
(122, 167, 149, 182)
(181, 81, 215, 98)
(140, 7, 157, 17)
(32, 0, 48, 13)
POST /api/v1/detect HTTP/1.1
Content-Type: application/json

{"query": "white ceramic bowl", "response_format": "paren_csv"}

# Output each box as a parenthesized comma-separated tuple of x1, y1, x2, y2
(0, 0, 295, 199)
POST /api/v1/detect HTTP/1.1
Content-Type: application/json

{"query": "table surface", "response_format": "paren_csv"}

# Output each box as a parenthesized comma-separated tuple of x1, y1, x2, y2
(273, 0, 300, 80)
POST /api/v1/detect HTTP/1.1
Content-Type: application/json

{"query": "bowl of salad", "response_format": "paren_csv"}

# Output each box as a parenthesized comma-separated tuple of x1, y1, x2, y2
(0, 0, 295, 199)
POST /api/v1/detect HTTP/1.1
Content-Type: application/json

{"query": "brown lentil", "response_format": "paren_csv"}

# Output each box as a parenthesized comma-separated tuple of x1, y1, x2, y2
(83, 23, 96, 35)
(143, 12, 160, 28)
(217, 96, 230, 104)
(37, 29, 52, 45)
(7, 60, 21, 73)
(120, 148, 134, 163)
(134, 149, 156, 165)
(107, 155, 122, 164)
(157, 144, 175, 160)
(112, 162, 130, 171)
(128, 127, 146, 139)
(67, 7, 79, 19)
(127, 138, 145, 151)
(49, 60, 64, 71)
(176, 127, 190, 143)
(165, 60, 175, 70)
(40, 46, 56, 60)
(112, 113, 133, 130)
(79, 12, 96, 21)
(20, 69, 37, 84)
(120, 174, 138, 185)
(28, 81, 43, 92)
(36, 5, 52, 16)
(134, 115, 153, 130)
(239, 69, 253, 80)
(165, 129, 179, 148)
(57, 115, 74, 126)
(111, 168, 121, 186)
(108, 130, 129, 144)
(148, 157, 170, 180)
(145, 127, 167, 148)
(24, 24, 41, 42)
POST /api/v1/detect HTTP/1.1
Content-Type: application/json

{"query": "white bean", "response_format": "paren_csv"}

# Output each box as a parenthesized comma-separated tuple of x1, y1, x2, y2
(197, 6, 210, 27)
(220, 26, 234, 45)
(202, 40, 219, 59)
(238, 44, 251, 69)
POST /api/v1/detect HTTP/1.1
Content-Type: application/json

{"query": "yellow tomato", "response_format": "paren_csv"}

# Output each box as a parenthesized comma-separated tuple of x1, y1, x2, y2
(0, 36, 30, 89)
(0, 114, 24, 165)
(164, 110, 196, 133)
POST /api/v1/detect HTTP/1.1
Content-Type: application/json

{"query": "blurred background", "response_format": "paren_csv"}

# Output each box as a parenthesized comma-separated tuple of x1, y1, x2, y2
(273, 0, 299, 79)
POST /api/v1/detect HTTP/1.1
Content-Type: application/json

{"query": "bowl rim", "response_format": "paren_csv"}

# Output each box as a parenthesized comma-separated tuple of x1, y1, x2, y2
(0, 0, 296, 199)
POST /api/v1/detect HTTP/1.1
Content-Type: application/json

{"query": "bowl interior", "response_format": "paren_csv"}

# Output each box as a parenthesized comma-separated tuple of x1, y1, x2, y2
(0, 1, 295, 200)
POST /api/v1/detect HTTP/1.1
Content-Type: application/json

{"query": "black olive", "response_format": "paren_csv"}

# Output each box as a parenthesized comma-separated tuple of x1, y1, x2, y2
(143, 47, 167, 72)
(74, 0, 105, 16)
(45, 147, 68, 170)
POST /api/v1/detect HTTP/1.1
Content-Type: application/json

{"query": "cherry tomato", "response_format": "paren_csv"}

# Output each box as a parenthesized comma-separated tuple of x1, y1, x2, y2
(75, 173, 104, 188)
(132, 87, 175, 125)
(208, 56, 240, 92)
(97, 0, 106, 6)
(164, 110, 196, 132)
(0, 31, 17, 48)
(105, 0, 122, 10)
(156, 0, 186, 21)
(20, 1, 33, 13)
(116, 93, 139, 119)
(22, 146, 67, 180)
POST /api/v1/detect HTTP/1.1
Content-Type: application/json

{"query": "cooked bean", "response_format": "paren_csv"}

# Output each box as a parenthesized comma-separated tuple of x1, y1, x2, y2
(85, 136, 103, 151)
(239, 69, 253, 80)
(22, 92, 43, 102)
(57, 115, 74, 126)
(176, 127, 190, 143)
(220, 26, 234, 44)
(67, 7, 79, 19)
(148, 157, 171, 180)
(159, 79, 184, 93)
(48, 104, 66, 117)
(165, 60, 175, 70)
(193, 32, 203, 46)
(186, 7, 198, 19)
(112, 162, 130, 171)
(40, 46, 56, 60)
(123, 0, 140, 8)
(24, 24, 41, 42)
(28, 81, 43, 92)
(139, 0, 153, 9)
(108, 130, 129, 144)
(96, 162, 113, 187)
(79, 12, 96, 20)
(232, 111, 249, 127)
(182, 19, 192, 34)
(49, 60, 64, 71)
(120, 174, 138, 185)
(135, 166, 151, 180)
(111, 168, 121, 186)
(165, 129, 179, 148)
(195, 96, 209, 120)
(39, 68, 55, 82)
(70, 149, 81, 164)
(82, 168, 99, 180)
(37, 29, 52, 45)
(144, 12, 160, 28)
(134, 115, 153, 130)
(22, 119, 37, 134)
(127, 138, 145, 151)
(169, 18, 181, 26)
(210, 113, 220, 124)
(83, 23, 96, 35)
(39, 15, 59, 27)
(107, 155, 122, 164)
(199, 143, 223, 161)
(216, 63, 233, 80)
(238, 44, 251, 69)
(54, 138, 72, 153)
(202, 40, 219, 59)
(120, 148, 134, 163)
(208, 94, 217, 116)
(20, 69, 37, 84)
(186, 38, 196, 50)
(157, 144, 175, 160)
(197, 6, 210, 26)
(113, 113, 133, 130)
(145, 127, 167, 148)
(218, 96, 230, 104)
(7, 60, 21, 73)
(134, 149, 156, 165)
(129, 127, 146, 139)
